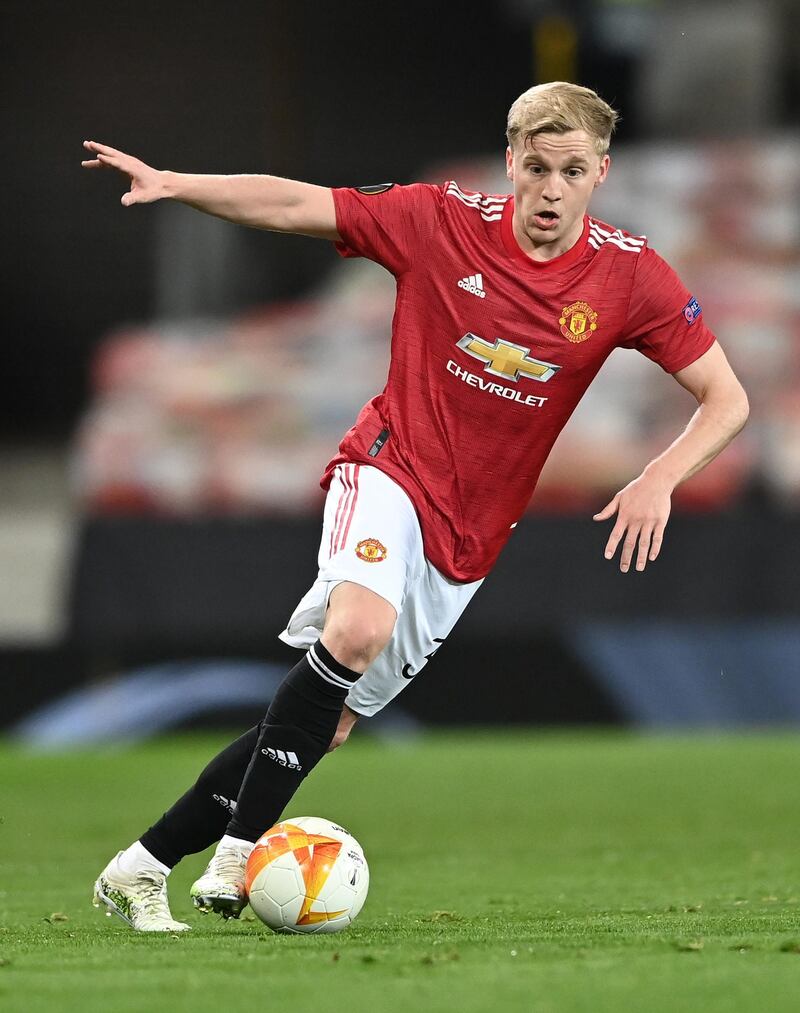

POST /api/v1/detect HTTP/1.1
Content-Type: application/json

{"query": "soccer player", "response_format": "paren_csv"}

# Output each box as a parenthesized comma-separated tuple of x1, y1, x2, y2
(83, 82, 748, 931)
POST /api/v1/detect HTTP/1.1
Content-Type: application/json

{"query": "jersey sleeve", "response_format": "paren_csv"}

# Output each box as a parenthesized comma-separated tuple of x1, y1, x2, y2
(620, 245, 716, 373)
(331, 183, 445, 276)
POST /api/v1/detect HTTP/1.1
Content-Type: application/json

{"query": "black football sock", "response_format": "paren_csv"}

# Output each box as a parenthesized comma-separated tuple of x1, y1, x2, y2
(139, 724, 261, 869)
(225, 641, 359, 843)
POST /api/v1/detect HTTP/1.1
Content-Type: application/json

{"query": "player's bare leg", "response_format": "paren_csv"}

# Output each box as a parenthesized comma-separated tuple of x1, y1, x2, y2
(190, 582, 395, 918)
(320, 582, 398, 670)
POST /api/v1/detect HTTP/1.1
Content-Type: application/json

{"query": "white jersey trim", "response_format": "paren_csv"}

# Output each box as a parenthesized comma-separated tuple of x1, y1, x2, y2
(446, 182, 509, 222)
(588, 220, 646, 254)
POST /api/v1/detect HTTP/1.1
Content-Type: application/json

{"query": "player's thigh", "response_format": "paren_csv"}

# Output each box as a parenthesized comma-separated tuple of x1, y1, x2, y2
(345, 563, 484, 717)
(280, 464, 424, 652)
(327, 581, 398, 627)
(322, 581, 398, 669)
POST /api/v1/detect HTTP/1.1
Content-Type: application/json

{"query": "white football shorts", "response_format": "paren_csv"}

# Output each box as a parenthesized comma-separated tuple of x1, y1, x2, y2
(279, 463, 483, 716)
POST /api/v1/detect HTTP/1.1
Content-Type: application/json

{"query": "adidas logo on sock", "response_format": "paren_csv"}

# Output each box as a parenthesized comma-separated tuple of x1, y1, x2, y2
(262, 747, 302, 771)
(212, 793, 237, 814)
(457, 272, 486, 298)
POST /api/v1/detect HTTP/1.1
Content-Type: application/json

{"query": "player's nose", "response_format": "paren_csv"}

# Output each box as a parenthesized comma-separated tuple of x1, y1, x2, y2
(541, 172, 563, 201)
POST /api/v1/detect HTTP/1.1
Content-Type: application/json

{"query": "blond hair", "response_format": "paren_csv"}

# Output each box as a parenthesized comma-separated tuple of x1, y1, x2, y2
(506, 82, 619, 157)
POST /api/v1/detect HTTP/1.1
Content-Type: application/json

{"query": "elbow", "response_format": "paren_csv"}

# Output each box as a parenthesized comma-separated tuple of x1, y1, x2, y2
(734, 385, 750, 432)
(703, 380, 749, 436)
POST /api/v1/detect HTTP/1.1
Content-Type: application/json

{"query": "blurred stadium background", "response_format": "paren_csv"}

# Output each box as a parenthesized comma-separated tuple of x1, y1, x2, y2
(3, 0, 800, 746)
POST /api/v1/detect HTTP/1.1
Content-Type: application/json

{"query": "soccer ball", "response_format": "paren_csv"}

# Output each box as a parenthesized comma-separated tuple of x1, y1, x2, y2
(245, 817, 369, 934)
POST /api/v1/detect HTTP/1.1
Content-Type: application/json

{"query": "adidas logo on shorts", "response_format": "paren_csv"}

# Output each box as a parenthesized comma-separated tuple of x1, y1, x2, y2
(457, 272, 486, 298)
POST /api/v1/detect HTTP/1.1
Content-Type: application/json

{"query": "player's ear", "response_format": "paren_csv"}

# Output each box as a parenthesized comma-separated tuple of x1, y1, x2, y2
(505, 146, 514, 182)
(594, 154, 611, 188)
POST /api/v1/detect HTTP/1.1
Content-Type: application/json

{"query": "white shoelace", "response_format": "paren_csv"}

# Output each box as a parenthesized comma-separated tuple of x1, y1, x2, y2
(209, 848, 248, 883)
(135, 871, 175, 921)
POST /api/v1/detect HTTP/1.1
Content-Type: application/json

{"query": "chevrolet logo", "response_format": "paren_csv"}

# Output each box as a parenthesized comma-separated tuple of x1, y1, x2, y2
(457, 333, 561, 383)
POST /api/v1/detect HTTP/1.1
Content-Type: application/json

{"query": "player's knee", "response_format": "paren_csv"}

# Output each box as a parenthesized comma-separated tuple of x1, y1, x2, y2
(322, 615, 393, 670)
(323, 589, 396, 671)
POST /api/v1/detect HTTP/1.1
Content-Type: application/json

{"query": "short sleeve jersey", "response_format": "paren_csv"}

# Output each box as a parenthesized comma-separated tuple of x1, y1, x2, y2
(324, 181, 716, 582)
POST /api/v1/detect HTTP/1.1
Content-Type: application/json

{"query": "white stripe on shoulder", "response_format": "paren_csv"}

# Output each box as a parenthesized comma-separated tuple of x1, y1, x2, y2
(589, 225, 645, 250)
(446, 181, 510, 208)
(590, 220, 646, 245)
(589, 231, 644, 254)
(588, 220, 645, 253)
(446, 182, 509, 221)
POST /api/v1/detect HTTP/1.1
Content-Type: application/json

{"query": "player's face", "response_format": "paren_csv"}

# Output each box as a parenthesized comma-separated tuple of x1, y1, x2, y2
(505, 130, 610, 261)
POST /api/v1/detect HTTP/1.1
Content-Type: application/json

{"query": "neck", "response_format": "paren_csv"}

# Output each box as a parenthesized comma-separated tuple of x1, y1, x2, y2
(511, 210, 585, 263)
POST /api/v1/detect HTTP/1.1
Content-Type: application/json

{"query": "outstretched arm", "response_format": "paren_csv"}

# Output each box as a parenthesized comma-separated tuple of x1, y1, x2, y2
(81, 141, 340, 241)
(593, 341, 749, 573)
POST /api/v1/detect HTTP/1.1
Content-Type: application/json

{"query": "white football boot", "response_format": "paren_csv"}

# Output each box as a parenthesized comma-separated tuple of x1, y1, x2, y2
(190, 841, 250, 919)
(93, 851, 190, 932)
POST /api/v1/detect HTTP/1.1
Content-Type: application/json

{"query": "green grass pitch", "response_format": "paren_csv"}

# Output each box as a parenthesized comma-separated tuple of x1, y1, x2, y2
(1, 730, 799, 1012)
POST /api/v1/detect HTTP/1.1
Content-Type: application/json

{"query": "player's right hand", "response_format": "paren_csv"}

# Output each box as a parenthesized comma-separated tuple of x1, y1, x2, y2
(81, 141, 165, 206)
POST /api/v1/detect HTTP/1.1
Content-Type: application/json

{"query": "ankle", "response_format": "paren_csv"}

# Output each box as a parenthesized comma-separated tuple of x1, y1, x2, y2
(117, 841, 172, 878)
(218, 834, 255, 856)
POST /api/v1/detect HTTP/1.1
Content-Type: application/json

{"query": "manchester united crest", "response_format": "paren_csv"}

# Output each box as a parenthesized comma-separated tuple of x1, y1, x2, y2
(356, 538, 387, 563)
(559, 301, 598, 343)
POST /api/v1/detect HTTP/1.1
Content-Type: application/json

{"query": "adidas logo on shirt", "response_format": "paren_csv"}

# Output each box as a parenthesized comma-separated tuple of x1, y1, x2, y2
(457, 273, 486, 299)
(262, 746, 302, 771)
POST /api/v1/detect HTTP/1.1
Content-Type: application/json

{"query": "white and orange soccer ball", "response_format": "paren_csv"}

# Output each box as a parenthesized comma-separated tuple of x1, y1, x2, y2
(245, 817, 369, 934)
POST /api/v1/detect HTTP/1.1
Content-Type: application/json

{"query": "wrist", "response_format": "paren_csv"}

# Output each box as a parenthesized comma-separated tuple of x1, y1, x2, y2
(642, 459, 680, 493)
(159, 169, 180, 199)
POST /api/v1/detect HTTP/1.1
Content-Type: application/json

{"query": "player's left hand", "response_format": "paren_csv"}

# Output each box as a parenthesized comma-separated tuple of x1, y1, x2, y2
(327, 704, 360, 752)
(592, 474, 672, 573)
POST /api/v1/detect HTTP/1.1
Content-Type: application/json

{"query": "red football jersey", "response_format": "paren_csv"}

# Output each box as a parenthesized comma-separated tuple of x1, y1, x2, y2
(324, 182, 716, 582)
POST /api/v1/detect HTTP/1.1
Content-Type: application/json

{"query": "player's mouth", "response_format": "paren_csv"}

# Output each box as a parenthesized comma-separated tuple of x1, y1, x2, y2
(532, 209, 560, 231)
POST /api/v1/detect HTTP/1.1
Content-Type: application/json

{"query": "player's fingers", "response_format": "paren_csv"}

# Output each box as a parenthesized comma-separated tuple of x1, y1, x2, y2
(593, 495, 619, 522)
(604, 520, 626, 560)
(618, 525, 640, 572)
(96, 152, 123, 167)
(635, 526, 653, 572)
(649, 523, 666, 561)
(83, 140, 122, 156)
(80, 158, 103, 168)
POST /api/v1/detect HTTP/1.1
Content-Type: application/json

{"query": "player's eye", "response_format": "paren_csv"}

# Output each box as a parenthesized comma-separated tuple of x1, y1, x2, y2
(527, 165, 545, 174)
(564, 168, 584, 178)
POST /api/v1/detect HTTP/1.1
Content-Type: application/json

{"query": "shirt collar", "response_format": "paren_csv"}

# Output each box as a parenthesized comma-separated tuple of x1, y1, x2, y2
(501, 198, 589, 270)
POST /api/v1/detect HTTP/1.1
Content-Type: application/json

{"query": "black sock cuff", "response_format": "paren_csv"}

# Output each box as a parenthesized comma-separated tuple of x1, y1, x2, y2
(308, 641, 359, 688)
